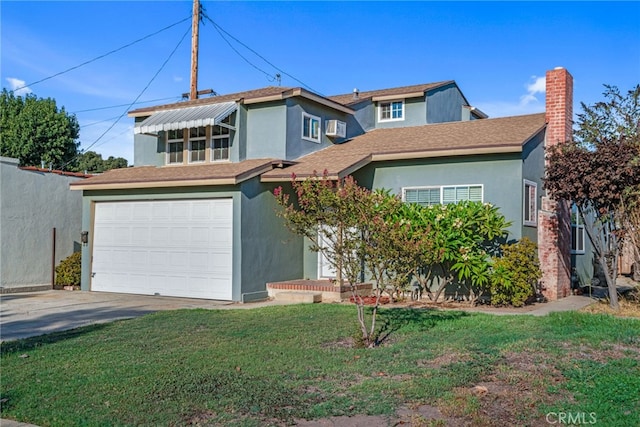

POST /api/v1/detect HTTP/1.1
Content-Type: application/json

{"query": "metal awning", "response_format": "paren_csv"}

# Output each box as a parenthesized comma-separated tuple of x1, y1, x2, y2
(134, 102, 237, 134)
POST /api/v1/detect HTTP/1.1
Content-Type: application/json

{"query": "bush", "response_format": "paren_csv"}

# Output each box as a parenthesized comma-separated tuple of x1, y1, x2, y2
(55, 251, 82, 287)
(490, 237, 542, 307)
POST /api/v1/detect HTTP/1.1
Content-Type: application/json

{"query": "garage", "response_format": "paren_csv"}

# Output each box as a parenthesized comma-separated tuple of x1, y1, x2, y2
(91, 199, 233, 300)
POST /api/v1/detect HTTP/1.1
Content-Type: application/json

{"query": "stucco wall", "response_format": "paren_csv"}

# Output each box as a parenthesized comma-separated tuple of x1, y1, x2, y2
(357, 154, 525, 241)
(374, 97, 426, 129)
(240, 179, 303, 301)
(521, 132, 546, 242)
(285, 98, 350, 160)
(1, 157, 84, 288)
(245, 101, 287, 159)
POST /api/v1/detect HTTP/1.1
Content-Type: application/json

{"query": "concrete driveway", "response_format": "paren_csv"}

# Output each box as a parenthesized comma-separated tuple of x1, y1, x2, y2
(0, 290, 274, 342)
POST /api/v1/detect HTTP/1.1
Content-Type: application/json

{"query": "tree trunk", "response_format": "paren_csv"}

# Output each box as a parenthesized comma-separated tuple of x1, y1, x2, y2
(599, 254, 620, 310)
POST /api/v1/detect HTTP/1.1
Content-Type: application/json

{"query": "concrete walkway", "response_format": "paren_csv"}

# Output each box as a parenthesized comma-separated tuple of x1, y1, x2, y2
(0, 290, 290, 342)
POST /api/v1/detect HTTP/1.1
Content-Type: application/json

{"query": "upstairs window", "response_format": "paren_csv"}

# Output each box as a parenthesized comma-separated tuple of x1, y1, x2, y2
(302, 113, 321, 143)
(523, 180, 537, 226)
(211, 123, 230, 161)
(166, 129, 184, 164)
(571, 204, 586, 254)
(189, 127, 207, 163)
(403, 185, 483, 206)
(379, 100, 404, 122)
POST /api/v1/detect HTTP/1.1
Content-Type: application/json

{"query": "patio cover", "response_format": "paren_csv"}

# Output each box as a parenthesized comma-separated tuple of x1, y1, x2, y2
(134, 101, 237, 134)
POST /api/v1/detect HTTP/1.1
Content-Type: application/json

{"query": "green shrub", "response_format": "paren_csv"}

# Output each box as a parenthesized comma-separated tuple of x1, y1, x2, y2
(490, 237, 542, 307)
(55, 251, 82, 287)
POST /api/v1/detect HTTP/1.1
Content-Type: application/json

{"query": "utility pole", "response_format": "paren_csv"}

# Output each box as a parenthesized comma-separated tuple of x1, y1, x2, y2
(189, 0, 200, 101)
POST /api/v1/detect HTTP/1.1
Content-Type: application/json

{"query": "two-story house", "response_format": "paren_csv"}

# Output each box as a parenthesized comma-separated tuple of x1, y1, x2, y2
(71, 67, 574, 303)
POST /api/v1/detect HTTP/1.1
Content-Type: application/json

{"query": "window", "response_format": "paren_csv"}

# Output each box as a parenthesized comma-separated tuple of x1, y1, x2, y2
(379, 100, 404, 121)
(571, 204, 586, 254)
(403, 185, 483, 206)
(211, 123, 230, 161)
(189, 127, 206, 163)
(166, 129, 184, 164)
(302, 113, 321, 142)
(523, 180, 537, 226)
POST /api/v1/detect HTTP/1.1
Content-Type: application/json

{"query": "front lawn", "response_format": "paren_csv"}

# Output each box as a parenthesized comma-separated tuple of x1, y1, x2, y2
(1, 304, 639, 426)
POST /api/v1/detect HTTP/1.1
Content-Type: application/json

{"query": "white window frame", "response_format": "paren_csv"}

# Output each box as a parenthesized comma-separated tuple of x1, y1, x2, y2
(379, 100, 405, 122)
(188, 126, 207, 164)
(523, 180, 537, 227)
(302, 112, 321, 143)
(166, 129, 184, 165)
(211, 124, 231, 162)
(571, 205, 586, 254)
(402, 184, 483, 206)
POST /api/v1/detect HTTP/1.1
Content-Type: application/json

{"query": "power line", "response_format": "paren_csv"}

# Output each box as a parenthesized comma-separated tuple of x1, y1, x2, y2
(72, 96, 182, 114)
(58, 24, 193, 170)
(15, 16, 191, 92)
(201, 12, 321, 95)
(205, 15, 277, 83)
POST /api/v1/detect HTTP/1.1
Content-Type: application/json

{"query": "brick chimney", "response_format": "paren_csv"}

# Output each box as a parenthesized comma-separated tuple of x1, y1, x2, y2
(538, 67, 573, 300)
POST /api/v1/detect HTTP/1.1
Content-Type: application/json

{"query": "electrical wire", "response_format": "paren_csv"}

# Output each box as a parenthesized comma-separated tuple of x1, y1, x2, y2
(201, 12, 322, 95)
(72, 96, 182, 114)
(14, 16, 191, 92)
(57, 24, 192, 170)
(204, 15, 277, 82)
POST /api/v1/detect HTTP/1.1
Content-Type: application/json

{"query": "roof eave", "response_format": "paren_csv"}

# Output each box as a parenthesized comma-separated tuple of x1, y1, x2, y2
(70, 163, 275, 191)
(371, 145, 524, 162)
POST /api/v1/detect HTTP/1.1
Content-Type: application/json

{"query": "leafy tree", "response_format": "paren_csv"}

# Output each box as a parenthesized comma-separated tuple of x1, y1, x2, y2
(410, 201, 510, 304)
(0, 89, 79, 168)
(545, 84, 640, 310)
(490, 237, 542, 307)
(273, 172, 427, 347)
(72, 150, 128, 173)
(103, 155, 128, 171)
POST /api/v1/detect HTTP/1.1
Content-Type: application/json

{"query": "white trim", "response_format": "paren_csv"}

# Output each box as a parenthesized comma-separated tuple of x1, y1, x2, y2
(523, 179, 537, 227)
(378, 100, 405, 122)
(302, 112, 321, 143)
(166, 129, 184, 165)
(188, 126, 207, 164)
(402, 184, 484, 205)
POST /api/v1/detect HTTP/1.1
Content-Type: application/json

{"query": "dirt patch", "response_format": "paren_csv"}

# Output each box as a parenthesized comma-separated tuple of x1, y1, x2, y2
(560, 342, 640, 362)
(417, 351, 471, 369)
(434, 351, 571, 427)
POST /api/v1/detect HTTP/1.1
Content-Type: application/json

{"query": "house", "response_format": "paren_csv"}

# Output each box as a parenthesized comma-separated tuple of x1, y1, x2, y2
(70, 67, 575, 302)
(0, 157, 90, 292)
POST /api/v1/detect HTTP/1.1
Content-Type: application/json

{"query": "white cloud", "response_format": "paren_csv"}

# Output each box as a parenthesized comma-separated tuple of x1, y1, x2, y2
(475, 75, 547, 118)
(520, 75, 546, 106)
(6, 77, 32, 96)
(173, 76, 184, 83)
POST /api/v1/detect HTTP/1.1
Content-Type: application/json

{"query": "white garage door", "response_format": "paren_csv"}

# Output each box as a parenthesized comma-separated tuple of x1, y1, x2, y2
(92, 199, 233, 300)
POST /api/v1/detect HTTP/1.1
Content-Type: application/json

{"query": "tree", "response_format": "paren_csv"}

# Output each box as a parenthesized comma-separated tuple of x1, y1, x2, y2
(545, 84, 640, 310)
(410, 201, 510, 304)
(274, 172, 427, 347)
(72, 151, 128, 173)
(0, 89, 79, 168)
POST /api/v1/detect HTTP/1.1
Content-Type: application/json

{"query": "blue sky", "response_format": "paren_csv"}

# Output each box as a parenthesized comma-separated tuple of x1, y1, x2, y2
(2, 1, 639, 165)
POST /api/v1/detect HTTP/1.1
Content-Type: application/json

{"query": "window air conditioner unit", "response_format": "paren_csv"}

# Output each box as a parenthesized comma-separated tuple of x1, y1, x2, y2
(325, 120, 346, 138)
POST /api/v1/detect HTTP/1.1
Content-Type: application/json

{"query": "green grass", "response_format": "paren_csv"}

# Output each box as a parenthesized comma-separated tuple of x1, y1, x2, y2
(1, 305, 639, 426)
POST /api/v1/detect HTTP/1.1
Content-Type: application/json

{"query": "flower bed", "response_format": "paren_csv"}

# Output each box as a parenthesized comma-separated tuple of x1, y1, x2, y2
(349, 295, 390, 305)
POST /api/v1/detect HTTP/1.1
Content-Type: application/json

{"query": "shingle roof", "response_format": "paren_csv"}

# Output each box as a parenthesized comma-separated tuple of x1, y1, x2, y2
(328, 81, 455, 106)
(261, 113, 546, 181)
(70, 158, 278, 190)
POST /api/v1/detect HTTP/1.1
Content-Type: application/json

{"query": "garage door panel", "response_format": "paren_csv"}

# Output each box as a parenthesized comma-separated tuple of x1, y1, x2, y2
(92, 199, 233, 300)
